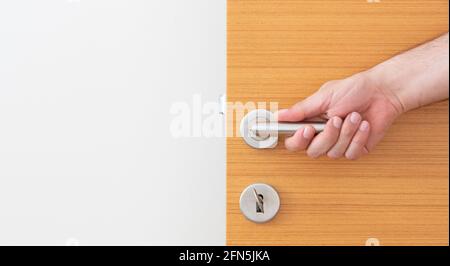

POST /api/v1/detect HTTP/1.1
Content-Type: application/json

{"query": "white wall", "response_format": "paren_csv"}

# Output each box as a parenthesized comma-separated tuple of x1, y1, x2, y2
(0, 0, 226, 245)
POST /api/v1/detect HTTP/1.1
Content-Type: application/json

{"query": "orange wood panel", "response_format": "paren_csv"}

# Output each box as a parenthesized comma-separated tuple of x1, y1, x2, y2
(227, 0, 449, 246)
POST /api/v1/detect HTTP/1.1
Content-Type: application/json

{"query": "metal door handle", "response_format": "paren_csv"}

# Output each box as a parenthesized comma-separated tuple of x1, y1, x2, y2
(240, 109, 326, 149)
(250, 122, 325, 135)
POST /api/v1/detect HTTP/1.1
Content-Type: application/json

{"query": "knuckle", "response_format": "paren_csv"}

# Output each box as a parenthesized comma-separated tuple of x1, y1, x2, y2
(306, 149, 319, 159)
(342, 127, 356, 138)
(345, 153, 358, 160)
(286, 137, 307, 152)
(285, 142, 300, 152)
(345, 150, 360, 160)
(327, 151, 341, 159)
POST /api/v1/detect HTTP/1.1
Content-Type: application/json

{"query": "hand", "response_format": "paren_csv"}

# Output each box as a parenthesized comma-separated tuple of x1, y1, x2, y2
(277, 73, 402, 160)
(277, 33, 449, 160)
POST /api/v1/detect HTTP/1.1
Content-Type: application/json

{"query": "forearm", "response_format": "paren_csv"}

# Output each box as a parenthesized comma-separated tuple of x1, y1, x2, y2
(366, 33, 449, 113)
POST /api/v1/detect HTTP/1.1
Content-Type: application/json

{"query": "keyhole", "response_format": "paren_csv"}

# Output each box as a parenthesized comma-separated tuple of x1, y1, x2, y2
(256, 194, 264, 213)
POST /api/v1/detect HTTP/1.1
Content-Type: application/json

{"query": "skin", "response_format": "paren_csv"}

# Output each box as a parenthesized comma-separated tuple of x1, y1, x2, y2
(278, 32, 449, 160)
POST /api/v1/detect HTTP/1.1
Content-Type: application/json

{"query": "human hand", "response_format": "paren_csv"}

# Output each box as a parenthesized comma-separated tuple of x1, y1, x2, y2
(277, 73, 403, 160)
(277, 33, 449, 160)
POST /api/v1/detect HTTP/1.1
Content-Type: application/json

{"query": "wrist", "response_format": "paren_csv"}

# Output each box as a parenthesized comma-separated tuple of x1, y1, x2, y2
(361, 66, 409, 115)
(364, 33, 449, 113)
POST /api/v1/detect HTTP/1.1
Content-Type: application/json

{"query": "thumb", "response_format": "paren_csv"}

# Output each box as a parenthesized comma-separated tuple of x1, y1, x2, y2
(276, 90, 329, 122)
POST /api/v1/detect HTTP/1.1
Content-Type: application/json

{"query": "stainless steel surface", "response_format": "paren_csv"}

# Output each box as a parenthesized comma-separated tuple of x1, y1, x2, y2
(240, 109, 326, 149)
(240, 183, 280, 223)
(250, 122, 325, 136)
(240, 109, 279, 149)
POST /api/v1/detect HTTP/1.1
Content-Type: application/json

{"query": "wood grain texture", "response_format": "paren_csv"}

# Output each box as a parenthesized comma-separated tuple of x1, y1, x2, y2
(227, 0, 449, 246)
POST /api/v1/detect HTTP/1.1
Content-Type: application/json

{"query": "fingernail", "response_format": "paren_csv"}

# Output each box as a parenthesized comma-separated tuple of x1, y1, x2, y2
(350, 112, 361, 124)
(360, 121, 369, 132)
(303, 127, 313, 139)
(332, 117, 342, 129)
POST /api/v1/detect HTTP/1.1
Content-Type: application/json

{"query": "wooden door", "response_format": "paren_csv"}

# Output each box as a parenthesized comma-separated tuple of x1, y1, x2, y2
(227, 0, 449, 246)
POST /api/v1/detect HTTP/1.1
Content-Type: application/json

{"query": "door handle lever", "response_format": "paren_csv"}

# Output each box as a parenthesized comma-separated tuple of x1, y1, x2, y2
(250, 122, 325, 136)
(240, 109, 326, 149)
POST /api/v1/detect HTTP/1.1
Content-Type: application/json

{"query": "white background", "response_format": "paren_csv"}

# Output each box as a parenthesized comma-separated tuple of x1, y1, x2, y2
(0, 0, 226, 245)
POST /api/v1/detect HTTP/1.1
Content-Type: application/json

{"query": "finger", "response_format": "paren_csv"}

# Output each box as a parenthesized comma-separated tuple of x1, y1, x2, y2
(327, 112, 362, 159)
(277, 90, 330, 122)
(345, 121, 370, 160)
(306, 116, 343, 158)
(284, 126, 315, 152)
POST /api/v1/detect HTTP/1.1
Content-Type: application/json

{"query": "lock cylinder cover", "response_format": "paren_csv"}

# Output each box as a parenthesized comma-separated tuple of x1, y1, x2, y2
(240, 183, 280, 223)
